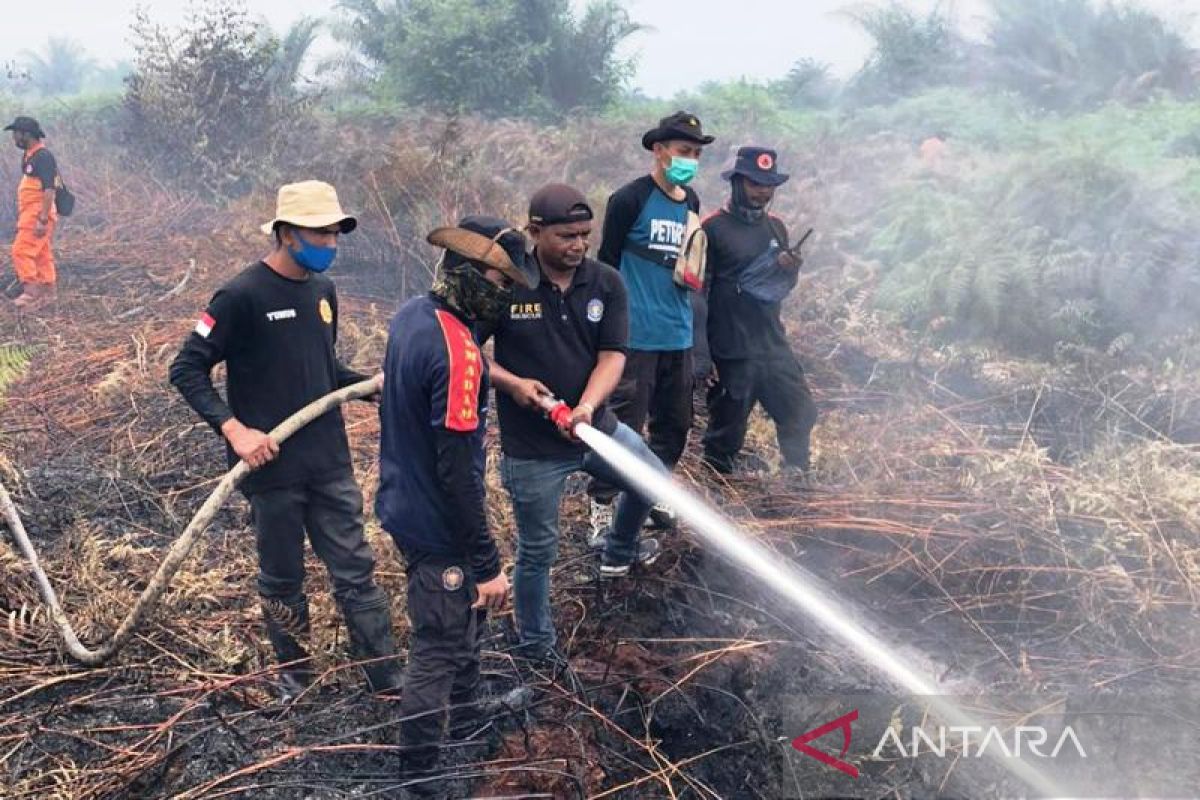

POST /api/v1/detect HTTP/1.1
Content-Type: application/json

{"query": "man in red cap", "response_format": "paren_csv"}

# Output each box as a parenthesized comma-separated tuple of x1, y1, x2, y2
(701, 146, 818, 477)
(6, 116, 59, 309)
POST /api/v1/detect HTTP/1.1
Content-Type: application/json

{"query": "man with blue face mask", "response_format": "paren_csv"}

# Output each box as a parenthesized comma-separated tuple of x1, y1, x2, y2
(589, 111, 714, 540)
(169, 180, 402, 700)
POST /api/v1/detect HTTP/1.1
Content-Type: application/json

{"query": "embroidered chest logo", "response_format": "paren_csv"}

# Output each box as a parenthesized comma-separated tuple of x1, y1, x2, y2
(318, 298, 333, 325)
(586, 298, 605, 323)
(510, 302, 543, 321)
(266, 308, 297, 322)
(24, 164, 33, 175)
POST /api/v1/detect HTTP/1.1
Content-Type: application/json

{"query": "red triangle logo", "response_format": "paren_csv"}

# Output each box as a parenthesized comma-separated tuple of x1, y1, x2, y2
(791, 709, 860, 778)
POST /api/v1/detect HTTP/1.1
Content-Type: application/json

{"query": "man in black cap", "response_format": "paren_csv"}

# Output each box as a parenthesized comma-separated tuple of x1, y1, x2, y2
(377, 215, 530, 784)
(701, 146, 818, 477)
(588, 111, 715, 538)
(481, 183, 665, 660)
(5, 116, 59, 309)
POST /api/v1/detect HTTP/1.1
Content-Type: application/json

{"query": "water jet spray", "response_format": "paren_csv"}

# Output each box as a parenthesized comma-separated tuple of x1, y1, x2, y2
(538, 395, 1071, 798)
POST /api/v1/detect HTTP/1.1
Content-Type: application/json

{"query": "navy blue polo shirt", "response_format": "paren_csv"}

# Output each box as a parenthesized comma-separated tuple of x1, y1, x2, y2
(480, 255, 628, 460)
(376, 294, 489, 555)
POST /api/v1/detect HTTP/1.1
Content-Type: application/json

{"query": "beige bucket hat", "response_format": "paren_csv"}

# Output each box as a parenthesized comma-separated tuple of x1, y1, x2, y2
(260, 180, 357, 235)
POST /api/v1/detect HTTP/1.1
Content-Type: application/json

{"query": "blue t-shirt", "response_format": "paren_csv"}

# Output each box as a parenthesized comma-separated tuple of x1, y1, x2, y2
(619, 186, 694, 351)
(376, 294, 488, 556)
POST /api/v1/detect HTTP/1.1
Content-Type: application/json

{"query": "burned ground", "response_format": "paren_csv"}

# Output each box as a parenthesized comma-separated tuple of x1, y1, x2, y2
(3, 130, 1200, 799)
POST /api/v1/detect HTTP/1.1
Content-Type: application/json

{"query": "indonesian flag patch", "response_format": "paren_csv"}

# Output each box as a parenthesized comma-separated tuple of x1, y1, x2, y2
(194, 312, 216, 338)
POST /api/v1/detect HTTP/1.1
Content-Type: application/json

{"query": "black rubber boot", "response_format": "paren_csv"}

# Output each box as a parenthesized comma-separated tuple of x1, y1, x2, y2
(261, 596, 314, 700)
(447, 689, 482, 740)
(340, 591, 404, 695)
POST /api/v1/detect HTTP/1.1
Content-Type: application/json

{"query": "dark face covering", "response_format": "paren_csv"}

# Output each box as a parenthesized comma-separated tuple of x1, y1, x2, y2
(431, 254, 513, 323)
(729, 176, 767, 224)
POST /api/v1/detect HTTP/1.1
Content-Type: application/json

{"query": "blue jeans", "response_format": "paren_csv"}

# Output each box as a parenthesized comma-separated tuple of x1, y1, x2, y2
(500, 422, 665, 652)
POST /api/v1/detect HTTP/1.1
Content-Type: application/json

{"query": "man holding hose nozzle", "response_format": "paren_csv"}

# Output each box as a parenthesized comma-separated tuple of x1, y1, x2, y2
(376, 217, 529, 784)
(480, 184, 667, 663)
(169, 181, 402, 700)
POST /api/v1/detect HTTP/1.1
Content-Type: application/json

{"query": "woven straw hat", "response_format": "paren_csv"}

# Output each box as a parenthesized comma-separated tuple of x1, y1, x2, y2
(427, 216, 538, 288)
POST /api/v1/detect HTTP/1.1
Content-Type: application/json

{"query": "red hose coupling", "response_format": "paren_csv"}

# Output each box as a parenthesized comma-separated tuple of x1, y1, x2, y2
(546, 400, 573, 429)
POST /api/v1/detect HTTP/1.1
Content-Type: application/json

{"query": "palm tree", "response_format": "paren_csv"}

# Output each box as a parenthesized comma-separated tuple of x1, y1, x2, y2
(21, 38, 95, 95)
(269, 17, 323, 93)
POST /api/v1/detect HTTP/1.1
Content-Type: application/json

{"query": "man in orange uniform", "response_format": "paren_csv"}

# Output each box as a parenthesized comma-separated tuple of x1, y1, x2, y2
(6, 116, 59, 309)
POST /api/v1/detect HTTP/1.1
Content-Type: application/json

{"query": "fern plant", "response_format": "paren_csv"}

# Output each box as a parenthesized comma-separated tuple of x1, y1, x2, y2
(0, 344, 30, 397)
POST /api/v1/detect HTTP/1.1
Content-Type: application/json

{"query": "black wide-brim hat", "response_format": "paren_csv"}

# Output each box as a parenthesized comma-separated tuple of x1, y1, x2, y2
(721, 145, 789, 187)
(642, 110, 715, 150)
(427, 215, 539, 288)
(3, 116, 44, 138)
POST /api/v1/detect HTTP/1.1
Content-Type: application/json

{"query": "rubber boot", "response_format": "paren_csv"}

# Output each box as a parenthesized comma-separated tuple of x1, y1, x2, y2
(340, 592, 403, 695)
(12, 284, 37, 308)
(14, 282, 55, 311)
(261, 596, 314, 701)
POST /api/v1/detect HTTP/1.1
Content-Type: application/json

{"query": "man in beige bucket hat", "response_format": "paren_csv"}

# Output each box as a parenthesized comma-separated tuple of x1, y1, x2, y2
(170, 180, 402, 699)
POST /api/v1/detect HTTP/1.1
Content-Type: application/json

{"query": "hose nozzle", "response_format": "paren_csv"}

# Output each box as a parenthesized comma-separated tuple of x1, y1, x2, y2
(535, 394, 573, 430)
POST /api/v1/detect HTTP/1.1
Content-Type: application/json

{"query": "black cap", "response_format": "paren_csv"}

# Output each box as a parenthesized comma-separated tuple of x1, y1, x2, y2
(4, 116, 44, 138)
(528, 183, 594, 227)
(721, 146, 789, 187)
(642, 110, 715, 150)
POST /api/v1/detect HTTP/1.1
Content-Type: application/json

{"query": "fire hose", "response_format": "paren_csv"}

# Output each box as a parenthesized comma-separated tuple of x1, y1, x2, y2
(0, 377, 381, 665)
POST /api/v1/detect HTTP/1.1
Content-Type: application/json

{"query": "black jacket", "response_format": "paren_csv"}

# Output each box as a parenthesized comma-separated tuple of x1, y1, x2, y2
(702, 209, 793, 361)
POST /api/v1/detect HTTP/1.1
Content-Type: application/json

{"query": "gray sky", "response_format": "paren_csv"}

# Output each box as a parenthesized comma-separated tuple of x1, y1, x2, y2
(2, 0, 1195, 98)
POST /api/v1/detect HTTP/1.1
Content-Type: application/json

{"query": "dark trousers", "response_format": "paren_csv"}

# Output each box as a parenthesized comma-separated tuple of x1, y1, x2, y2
(590, 348, 693, 503)
(249, 471, 385, 611)
(398, 554, 481, 768)
(702, 353, 818, 472)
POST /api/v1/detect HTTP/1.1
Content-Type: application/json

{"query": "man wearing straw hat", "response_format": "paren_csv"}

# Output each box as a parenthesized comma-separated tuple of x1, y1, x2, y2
(376, 216, 535, 783)
(170, 180, 402, 699)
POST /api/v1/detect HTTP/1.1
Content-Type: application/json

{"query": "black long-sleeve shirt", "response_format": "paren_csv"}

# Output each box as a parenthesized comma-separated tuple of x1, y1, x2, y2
(702, 209, 793, 361)
(169, 261, 367, 494)
(434, 428, 499, 580)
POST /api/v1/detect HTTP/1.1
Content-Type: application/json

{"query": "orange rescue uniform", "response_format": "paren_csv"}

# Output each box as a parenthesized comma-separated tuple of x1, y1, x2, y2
(12, 141, 57, 286)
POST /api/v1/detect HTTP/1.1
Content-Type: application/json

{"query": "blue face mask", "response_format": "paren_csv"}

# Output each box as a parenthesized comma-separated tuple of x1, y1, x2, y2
(288, 235, 337, 273)
(665, 156, 699, 186)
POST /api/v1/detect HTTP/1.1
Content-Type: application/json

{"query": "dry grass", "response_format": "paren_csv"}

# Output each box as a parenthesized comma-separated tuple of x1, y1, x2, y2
(0, 128, 1198, 797)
